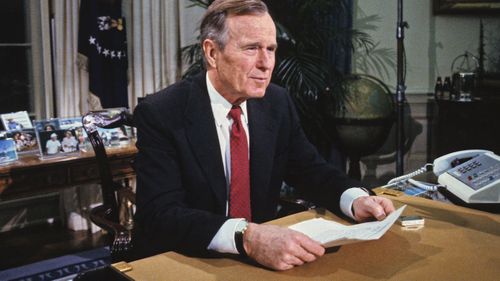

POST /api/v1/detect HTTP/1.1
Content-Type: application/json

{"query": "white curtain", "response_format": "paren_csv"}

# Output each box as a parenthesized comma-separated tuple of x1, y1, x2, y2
(52, 0, 203, 113)
(126, 0, 183, 108)
(52, 0, 91, 117)
(125, 0, 205, 109)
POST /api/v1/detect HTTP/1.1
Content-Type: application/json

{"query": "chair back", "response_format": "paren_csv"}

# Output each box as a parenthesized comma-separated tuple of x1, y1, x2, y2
(82, 109, 134, 223)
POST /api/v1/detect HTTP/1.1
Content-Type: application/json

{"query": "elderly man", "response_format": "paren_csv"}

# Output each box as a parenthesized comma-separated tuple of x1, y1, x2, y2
(46, 133, 61, 155)
(134, 0, 395, 271)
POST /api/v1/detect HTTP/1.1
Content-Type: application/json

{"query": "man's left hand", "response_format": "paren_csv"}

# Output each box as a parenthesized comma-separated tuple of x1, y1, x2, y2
(352, 196, 395, 222)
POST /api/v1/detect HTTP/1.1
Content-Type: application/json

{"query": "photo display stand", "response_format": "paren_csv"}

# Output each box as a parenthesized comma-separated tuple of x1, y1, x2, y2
(0, 111, 39, 157)
(34, 117, 85, 160)
(34, 109, 132, 160)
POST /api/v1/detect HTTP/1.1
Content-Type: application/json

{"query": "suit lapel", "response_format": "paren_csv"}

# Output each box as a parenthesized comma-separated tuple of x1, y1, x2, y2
(184, 75, 227, 212)
(247, 97, 278, 212)
(183, 73, 280, 216)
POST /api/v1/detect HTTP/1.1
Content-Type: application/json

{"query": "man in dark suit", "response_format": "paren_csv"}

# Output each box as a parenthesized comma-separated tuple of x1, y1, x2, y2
(134, 0, 395, 271)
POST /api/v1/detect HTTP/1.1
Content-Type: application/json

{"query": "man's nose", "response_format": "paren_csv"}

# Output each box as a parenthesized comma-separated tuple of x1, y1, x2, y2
(256, 49, 274, 70)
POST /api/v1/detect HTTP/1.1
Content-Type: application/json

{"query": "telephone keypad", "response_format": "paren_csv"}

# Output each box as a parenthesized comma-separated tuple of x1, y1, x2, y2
(448, 154, 500, 191)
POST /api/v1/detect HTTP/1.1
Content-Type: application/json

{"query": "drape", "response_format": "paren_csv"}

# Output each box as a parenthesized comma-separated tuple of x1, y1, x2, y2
(53, 0, 91, 117)
(52, 0, 203, 113)
(126, 0, 180, 108)
(327, 0, 353, 74)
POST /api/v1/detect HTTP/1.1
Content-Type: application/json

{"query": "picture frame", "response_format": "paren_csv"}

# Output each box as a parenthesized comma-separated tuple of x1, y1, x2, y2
(434, 0, 500, 14)
(37, 129, 80, 157)
(34, 119, 60, 132)
(34, 118, 84, 158)
(0, 139, 18, 164)
(4, 129, 39, 155)
(96, 126, 130, 147)
(58, 117, 84, 130)
(0, 111, 33, 132)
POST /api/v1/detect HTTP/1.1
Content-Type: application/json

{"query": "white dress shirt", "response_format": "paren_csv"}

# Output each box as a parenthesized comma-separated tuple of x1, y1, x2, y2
(205, 73, 368, 254)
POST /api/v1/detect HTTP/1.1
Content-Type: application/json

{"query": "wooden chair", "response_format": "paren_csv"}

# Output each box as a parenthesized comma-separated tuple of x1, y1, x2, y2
(82, 108, 135, 262)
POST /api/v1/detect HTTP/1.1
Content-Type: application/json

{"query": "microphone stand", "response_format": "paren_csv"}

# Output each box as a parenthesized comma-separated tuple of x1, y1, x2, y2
(395, 0, 408, 176)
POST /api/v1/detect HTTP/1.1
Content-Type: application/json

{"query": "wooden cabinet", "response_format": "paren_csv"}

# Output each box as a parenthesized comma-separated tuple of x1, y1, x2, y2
(433, 99, 500, 158)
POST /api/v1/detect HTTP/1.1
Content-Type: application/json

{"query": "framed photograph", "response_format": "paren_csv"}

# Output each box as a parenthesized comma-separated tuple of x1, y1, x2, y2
(434, 0, 500, 14)
(0, 111, 33, 132)
(5, 129, 39, 154)
(59, 117, 83, 130)
(96, 126, 129, 147)
(74, 127, 90, 152)
(35, 117, 94, 154)
(0, 139, 18, 164)
(34, 119, 60, 132)
(37, 129, 80, 157)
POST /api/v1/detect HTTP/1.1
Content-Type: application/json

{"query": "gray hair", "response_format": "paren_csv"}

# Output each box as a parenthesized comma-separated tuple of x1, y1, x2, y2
(200, 0, 269, 50)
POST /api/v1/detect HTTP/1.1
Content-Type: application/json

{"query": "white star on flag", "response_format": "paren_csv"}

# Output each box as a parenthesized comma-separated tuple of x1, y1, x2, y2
(96, 44, 102, 54)
(117, 51, 122, 59)
(111, 51, 116, 58)
(89, 36, 96, 45)
(103, 49, 110, 57)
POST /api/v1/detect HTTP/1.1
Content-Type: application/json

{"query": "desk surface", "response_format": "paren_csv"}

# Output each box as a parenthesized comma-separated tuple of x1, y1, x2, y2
(0, 143, 137, 199)
(121, 196, 500, 281)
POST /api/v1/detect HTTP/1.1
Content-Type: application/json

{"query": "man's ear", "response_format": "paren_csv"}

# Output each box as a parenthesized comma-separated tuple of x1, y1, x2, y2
(202, 39, 218, 68)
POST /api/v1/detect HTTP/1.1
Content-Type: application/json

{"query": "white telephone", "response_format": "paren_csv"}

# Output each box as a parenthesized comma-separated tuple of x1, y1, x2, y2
(435, 150, 500, 204)
(388, 150, 500, 204)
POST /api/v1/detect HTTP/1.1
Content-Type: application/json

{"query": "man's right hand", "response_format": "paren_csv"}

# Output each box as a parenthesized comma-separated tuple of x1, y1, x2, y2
(243, 223, 325, 271)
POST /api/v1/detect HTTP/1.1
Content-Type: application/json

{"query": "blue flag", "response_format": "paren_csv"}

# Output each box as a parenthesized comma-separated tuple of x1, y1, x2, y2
(78, 0, 128, 108)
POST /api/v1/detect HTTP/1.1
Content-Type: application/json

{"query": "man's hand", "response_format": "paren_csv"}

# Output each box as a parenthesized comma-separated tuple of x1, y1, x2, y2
(243, 223, 324, 271)
(352, 196, 395, 222)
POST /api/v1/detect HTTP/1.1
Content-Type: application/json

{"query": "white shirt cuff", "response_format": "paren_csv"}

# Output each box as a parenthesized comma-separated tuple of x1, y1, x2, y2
(340, 187, 369, 220)
(207, 218, 245, 254)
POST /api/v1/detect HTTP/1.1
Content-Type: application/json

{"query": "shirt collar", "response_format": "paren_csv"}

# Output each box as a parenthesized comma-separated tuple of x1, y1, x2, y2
(206, 72, 248, 127)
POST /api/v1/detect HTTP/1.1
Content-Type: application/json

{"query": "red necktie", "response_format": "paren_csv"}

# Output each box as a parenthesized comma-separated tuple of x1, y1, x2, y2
(228, 106, 252, 221)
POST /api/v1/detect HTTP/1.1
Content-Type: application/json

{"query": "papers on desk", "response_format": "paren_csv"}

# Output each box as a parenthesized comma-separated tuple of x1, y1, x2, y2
(289, 205, 406, 248)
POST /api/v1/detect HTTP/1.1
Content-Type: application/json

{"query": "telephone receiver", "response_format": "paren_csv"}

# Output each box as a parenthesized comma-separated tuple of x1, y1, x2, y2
(433, 149, 492, 176)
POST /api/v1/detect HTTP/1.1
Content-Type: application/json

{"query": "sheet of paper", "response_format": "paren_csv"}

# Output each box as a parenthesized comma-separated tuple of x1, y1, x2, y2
(288, 205, 406, 247)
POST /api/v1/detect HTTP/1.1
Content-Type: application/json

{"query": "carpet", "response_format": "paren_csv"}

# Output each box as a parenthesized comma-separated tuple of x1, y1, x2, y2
(0, 247, 110, 281)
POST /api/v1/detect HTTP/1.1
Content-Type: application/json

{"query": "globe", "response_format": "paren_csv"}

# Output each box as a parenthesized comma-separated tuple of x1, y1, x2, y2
(333, 74, 394, 178)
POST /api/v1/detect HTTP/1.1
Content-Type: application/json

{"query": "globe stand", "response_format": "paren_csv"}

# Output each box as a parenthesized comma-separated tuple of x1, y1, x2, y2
(395, 0, 409, 176)
(333, 74, 395, 182)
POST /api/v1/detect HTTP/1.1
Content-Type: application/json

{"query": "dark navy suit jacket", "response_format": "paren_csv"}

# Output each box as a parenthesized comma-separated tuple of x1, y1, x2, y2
(133, 72, 359, 256)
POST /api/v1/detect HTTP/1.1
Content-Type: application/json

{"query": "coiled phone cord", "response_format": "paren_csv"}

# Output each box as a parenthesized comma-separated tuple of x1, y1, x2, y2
(387, 164, 441, 191)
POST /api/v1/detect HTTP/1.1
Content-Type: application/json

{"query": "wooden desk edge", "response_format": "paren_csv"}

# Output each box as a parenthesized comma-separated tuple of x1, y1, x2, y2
(116, 195, 500, 279)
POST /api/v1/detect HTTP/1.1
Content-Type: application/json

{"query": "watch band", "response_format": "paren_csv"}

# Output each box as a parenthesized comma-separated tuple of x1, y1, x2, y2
(234, 220, 248, 258)
(360, 187, 375, 196)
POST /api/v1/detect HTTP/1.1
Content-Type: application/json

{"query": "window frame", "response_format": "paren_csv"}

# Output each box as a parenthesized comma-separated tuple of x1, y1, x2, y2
(0, 1, 54, 120)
